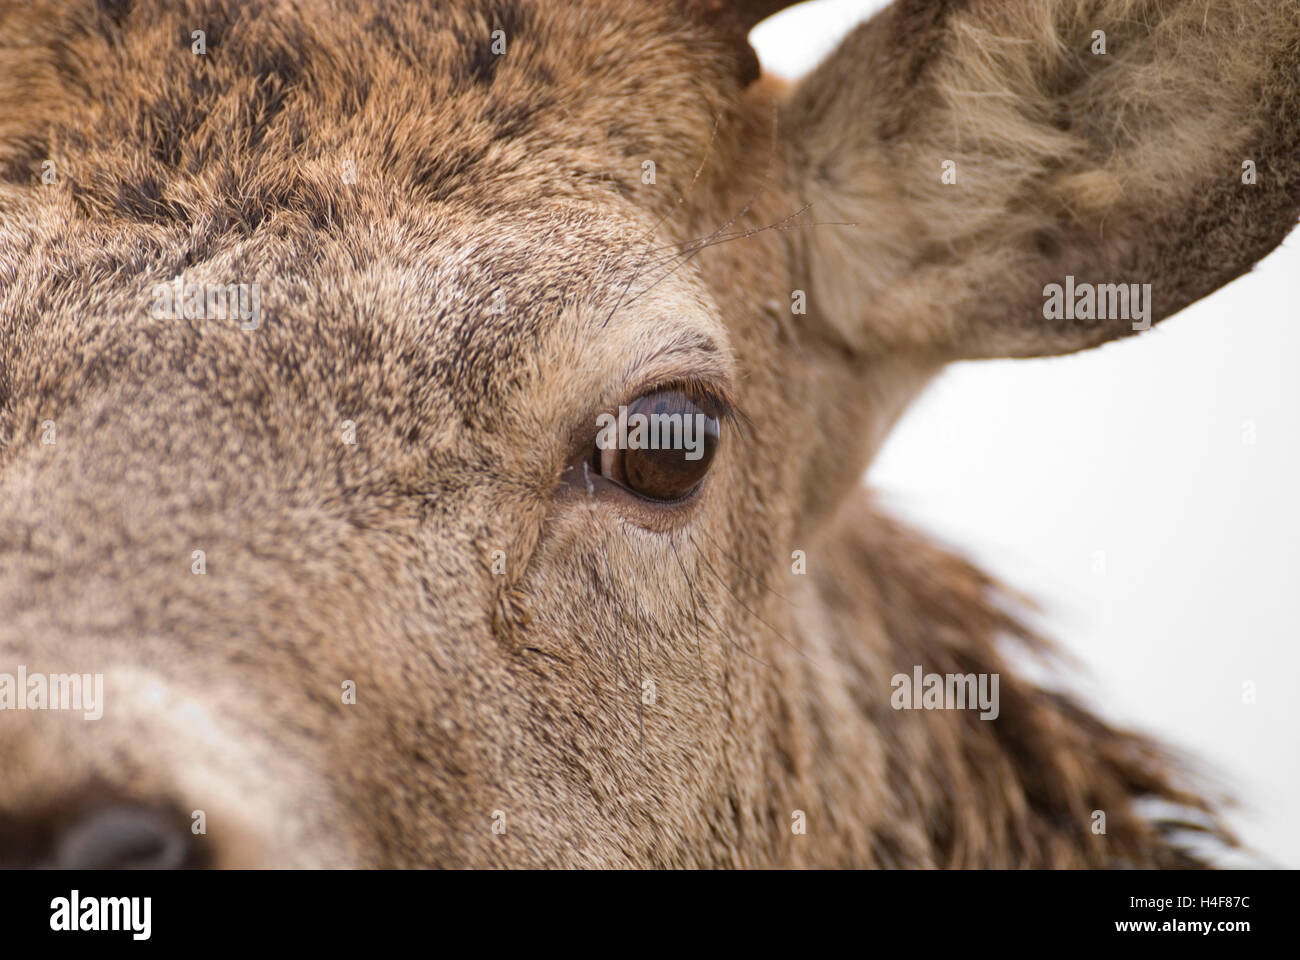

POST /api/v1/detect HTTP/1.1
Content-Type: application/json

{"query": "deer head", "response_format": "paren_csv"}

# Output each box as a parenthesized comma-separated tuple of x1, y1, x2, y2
(0, 0, 1295, 867)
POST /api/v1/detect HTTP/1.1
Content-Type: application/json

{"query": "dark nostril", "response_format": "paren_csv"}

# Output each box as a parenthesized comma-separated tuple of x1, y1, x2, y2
(51, 805, 193, 870)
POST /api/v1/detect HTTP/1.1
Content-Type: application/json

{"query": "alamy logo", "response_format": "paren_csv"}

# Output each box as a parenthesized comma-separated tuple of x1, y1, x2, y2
(0, 666, 103, 720)
(151, 278, 261, 330)
(50, 891, 151, 941)
(595, 405, 710, 460)
(1042, 275, 1152, 331)
(891, 666, 1000, 720)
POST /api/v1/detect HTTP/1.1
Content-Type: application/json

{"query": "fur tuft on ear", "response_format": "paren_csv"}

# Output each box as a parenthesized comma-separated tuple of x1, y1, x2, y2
(784, 0, 1300, 359)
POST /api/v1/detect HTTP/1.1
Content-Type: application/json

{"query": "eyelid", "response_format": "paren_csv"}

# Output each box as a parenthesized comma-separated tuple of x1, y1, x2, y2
(558, 372, 744, 470)
(614, 377, 746, 438)
(615, 334, 742, 427)
(555, 459, 711, 533)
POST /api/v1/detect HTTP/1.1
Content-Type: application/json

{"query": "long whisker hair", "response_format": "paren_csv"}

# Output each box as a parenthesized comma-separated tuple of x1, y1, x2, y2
(604, 98, 857, 323)
(600, 115, 724, 330)
(688, 532, 815, 667)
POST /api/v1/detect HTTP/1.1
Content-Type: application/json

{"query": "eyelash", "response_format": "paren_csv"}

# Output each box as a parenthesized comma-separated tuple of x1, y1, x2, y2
(618, 378, 743, 433)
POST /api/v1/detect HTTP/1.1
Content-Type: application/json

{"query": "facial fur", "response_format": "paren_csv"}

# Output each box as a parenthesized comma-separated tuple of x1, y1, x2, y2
(0, 0, 1297, 867)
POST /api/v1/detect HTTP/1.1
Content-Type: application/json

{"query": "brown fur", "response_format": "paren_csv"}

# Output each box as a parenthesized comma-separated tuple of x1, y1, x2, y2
(0, 0, 1295, 867)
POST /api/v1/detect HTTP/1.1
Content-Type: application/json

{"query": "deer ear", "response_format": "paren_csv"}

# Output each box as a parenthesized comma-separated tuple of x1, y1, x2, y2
(784, 0, 1300, 360)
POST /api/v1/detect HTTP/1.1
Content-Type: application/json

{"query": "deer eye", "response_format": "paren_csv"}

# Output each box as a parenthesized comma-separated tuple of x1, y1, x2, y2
(592, 389, 721, 502)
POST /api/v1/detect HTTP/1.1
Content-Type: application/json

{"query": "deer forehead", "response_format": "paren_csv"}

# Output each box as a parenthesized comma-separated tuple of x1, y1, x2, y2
(1, 0, 736, 217)
(1, 0, 753, 465)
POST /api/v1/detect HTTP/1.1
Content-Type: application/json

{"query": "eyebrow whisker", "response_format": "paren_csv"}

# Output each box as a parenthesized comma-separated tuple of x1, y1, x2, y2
(622, 205, 853, 310)
(601, 116, 724, 331)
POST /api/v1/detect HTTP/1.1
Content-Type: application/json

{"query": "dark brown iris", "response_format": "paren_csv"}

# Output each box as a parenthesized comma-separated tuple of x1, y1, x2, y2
(595, 389, 721, 501)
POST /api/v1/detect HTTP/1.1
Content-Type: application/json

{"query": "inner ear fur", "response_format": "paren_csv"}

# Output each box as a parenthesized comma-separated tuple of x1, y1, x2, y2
(783, 0, 1300, 360)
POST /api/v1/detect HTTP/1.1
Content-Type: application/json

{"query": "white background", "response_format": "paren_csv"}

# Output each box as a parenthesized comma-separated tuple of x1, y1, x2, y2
(753, 0, 1299, 867)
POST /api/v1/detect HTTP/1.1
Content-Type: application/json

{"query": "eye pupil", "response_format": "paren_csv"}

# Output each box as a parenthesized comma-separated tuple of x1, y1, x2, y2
(597, 389, 721, 502)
